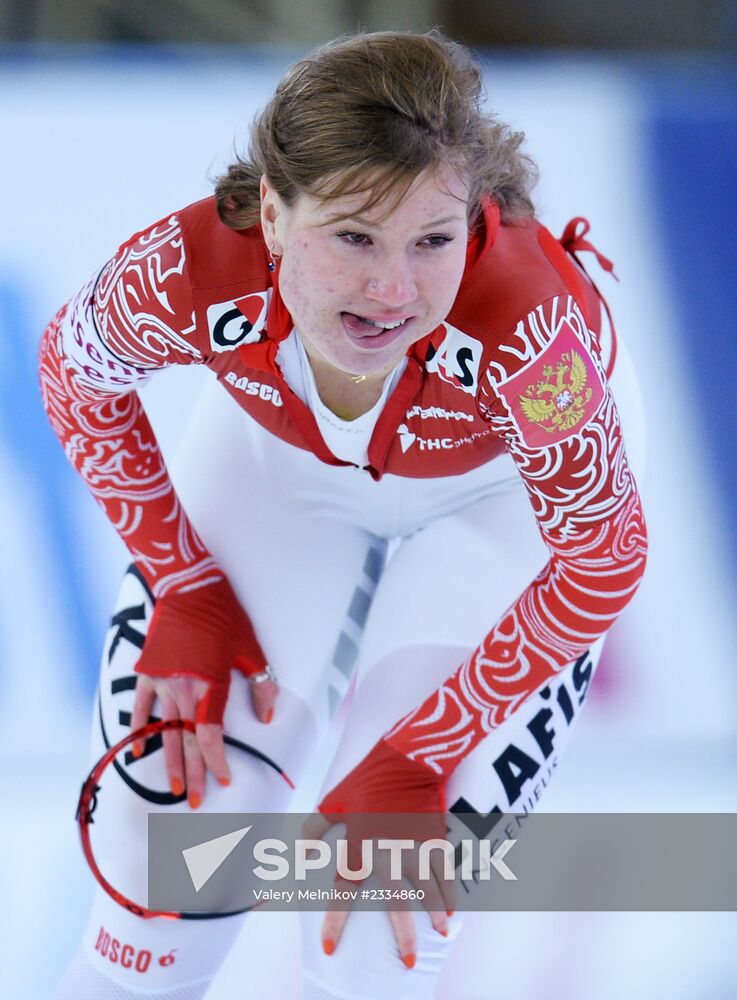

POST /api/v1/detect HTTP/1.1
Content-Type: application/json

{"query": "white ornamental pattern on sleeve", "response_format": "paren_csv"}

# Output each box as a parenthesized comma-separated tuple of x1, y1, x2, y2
(94, 214, 200, 368)
(39, 217, 220, 598)
(57, 272, 154, 392)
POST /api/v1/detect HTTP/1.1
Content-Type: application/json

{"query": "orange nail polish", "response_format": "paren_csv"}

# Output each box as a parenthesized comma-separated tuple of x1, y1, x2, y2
(437, 928, 448, 938)
(447, 910, 454, 918)
(218, 775, 231, 787)
(322, 939, 336, 956)
(264, 708, 274, 724)
(170, 777, 184, 797)
(402, 954, 416, 970)
(132, 742, 143, 758)
(188, 791, 201, 809)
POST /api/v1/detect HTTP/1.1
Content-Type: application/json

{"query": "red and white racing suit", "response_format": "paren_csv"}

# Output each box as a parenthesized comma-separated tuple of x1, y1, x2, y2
(41, 196, 647, 1000)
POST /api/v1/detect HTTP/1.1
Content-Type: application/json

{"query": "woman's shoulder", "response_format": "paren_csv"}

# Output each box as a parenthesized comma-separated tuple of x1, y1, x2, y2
(177, 197, 269, 290)
(451, 216, 572, 340)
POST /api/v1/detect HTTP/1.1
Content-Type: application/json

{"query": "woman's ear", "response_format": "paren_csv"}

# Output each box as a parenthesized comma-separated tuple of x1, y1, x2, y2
(259, 176, 283, 255)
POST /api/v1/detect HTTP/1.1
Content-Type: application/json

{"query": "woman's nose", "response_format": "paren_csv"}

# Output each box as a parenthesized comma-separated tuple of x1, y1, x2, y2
(364, 256, 417, 306)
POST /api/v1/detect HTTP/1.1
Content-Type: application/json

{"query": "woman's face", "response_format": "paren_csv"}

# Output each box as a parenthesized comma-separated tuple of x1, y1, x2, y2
(261, 167, 470, 380)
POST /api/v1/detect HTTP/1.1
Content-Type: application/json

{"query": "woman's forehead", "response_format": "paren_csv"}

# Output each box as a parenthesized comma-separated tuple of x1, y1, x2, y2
(298, 166, 470, 227)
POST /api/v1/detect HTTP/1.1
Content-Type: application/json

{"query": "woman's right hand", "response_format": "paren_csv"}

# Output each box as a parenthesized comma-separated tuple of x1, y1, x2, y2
(128, 575, 278, 807)
(130, 674, 229, 808)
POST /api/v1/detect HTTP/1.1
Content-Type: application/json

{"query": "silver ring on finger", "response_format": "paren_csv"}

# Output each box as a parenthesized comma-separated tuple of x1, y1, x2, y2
(247, 664, 276, 686)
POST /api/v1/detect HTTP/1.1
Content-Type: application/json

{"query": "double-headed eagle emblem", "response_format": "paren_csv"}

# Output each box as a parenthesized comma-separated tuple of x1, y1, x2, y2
(518, 350, 592, 433)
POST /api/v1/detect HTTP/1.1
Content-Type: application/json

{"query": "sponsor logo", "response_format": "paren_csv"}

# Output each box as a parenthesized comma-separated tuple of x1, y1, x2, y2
(397, 424, 451, 453)
(448, 650, 594, 880)
(425, 323, 483, 396)
(397, 423, 493, 453)
(94, 925, 176, 972)
(224, 371, 283, 407)
(405, 404, 474, 423)
(100, 568, 183, 805)
(207, 293, 269, 353)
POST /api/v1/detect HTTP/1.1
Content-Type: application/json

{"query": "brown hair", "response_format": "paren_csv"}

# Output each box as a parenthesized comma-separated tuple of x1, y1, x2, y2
(215, 30, 537, 230)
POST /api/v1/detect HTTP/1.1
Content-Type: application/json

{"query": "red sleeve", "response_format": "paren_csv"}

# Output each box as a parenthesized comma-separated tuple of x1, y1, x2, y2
(385, 294, 648, 775)
(39, 214, 221, 596)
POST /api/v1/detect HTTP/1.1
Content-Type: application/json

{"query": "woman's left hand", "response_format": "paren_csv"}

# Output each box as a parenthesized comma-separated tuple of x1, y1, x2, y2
(303, 737, 455, 966)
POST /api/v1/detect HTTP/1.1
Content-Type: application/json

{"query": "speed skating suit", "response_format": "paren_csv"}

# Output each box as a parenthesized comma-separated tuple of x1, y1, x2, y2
(42, 196, 647, 1000)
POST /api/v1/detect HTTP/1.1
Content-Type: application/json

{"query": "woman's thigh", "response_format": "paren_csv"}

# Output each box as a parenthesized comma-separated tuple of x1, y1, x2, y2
(73, 481, 386, 993)
(301, 481, 605, 1000)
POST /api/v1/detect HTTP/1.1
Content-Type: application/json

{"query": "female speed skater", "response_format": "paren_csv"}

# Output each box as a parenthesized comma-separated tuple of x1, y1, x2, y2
(42, 29, 647, 1000)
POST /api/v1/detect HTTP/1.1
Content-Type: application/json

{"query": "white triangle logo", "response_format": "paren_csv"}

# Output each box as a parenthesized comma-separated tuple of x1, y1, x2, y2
(182, 825, 252, 892)
(397, 423, 416, 453)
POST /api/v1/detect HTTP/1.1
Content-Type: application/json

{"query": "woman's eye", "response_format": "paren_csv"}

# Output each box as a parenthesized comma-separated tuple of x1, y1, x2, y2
(421, 234, 454, 247)
(336, 232, 454, 248)
(337, 231, 371, 246)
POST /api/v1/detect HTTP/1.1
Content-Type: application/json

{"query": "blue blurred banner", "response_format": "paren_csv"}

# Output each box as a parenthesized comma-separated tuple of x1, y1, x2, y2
(645, 65, 737, 563)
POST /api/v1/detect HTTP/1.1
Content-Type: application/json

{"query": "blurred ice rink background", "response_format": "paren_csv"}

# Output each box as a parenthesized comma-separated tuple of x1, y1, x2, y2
(1, 4, 736, 996)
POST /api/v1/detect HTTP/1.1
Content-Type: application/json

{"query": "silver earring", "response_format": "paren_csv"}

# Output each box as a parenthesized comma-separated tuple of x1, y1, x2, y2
(268, 248, 282, 272)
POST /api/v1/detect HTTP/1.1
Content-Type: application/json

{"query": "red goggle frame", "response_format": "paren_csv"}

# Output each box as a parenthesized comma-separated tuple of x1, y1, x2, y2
(76, 718, 294, 920)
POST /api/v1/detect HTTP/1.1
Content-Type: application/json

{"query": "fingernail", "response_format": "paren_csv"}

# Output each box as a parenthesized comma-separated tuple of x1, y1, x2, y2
(188, 791, 201, 809)
(437, 927, 448, 938)
(131, 742, 143, 758)
(322, 938, 335, 956)
(402, 953, 416, 970)
(218, 775, 231, 787)
(170, 777, 184, 797)
(264, 708, 274, 724)
(447, 910, 454, 918)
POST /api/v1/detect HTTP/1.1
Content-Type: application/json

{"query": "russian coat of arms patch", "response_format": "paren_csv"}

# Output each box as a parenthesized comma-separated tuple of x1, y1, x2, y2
(496, 323, 606, 448)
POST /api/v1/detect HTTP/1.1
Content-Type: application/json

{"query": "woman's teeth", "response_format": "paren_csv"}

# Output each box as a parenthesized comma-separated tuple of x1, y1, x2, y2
(357, 316, 405, 330)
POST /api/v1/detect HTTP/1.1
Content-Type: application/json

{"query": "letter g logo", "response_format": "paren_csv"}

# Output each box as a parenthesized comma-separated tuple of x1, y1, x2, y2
(207, 293, 269, 353)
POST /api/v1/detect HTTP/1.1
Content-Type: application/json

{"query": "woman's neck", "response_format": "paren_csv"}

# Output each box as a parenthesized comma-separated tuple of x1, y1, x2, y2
(299, 338, 399, 422)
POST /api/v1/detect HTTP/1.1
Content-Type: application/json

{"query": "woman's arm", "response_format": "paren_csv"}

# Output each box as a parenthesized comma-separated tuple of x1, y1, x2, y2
(384, 293, 648, 774)
(318, 292, 647, 824)
(39, 215, 275, 801)
(38, 214, 218, 596)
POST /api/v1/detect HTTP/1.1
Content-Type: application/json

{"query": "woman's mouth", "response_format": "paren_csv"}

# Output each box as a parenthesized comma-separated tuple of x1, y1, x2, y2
(341, 312, 412, 349)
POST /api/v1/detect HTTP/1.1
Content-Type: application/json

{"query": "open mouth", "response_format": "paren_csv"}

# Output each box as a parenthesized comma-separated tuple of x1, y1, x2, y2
(341, 312, 412, 347)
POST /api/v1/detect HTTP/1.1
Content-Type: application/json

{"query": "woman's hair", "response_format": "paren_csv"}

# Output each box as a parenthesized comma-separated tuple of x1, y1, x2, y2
(215, 30, 537, 230)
